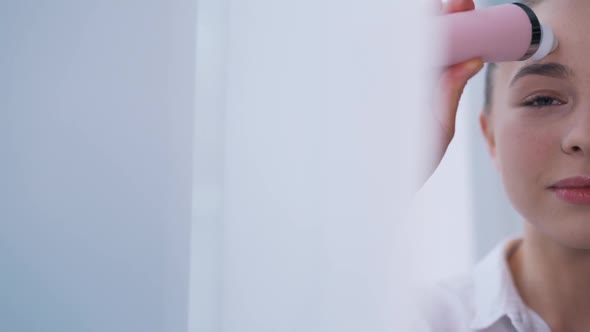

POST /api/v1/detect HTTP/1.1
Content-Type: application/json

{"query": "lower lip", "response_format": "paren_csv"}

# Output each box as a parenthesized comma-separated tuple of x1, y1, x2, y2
(552, 187, 590, 204)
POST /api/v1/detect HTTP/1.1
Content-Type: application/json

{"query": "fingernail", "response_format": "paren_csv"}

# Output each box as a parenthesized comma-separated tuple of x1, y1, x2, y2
(465, 59, 483, 74)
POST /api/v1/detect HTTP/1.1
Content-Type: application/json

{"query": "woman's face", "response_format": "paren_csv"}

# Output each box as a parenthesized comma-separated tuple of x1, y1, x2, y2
(483, 0, 590, 249)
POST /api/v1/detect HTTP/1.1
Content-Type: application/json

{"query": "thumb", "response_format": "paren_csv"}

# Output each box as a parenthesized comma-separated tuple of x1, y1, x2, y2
(446, 59, 484, 91)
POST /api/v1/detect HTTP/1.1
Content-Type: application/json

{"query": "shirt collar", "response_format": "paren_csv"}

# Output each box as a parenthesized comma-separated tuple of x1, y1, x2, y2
(469, 237, 531, 330)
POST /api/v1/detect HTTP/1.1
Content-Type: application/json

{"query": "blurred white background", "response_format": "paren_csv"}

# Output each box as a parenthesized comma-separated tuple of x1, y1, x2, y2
(1, 0, 521, 331)
(1, 1, 194, 331)
(190, 0, 522, 331)
(190, 0, 521, 332)
(191, 0, 434, 331)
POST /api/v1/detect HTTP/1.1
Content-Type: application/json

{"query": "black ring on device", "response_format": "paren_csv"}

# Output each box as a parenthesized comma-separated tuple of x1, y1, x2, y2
(513, 2, 542, 60)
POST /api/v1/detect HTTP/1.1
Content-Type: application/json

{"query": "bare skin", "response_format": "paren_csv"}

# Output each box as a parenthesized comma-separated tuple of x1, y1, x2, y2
(431, 0, 590, 331)
(479, 1, 590, 331)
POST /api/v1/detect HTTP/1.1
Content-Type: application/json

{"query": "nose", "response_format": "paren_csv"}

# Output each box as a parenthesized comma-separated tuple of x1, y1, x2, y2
(561, 111, 590, 156)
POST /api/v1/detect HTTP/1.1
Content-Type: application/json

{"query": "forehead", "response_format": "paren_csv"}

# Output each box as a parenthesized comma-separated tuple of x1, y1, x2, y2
(495, 0, 590, 86)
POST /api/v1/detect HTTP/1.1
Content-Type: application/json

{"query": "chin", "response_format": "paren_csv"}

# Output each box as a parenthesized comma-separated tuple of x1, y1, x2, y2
(555, 229, 590, 250)
(529, 212, 590, 250)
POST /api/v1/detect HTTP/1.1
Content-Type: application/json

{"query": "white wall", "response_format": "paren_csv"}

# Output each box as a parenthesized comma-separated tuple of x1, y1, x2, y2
(0, 1, 195, 331)
(189, 0, 228, 331)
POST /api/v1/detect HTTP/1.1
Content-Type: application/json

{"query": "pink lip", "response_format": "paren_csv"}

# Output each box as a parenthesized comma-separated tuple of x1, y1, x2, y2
(549, 176, 590, 204)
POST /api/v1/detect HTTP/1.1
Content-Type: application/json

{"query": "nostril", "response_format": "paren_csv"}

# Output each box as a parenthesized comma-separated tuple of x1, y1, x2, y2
(573, 146, 582, 152)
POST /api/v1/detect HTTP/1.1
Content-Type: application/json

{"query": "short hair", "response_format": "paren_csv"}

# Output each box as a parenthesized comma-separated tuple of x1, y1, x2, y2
(521, 0, 542, 6)
(483, 63, 497, 111)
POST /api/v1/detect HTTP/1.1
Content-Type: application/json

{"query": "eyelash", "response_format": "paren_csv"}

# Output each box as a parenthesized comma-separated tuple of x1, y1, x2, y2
(522, 95, 565, 108)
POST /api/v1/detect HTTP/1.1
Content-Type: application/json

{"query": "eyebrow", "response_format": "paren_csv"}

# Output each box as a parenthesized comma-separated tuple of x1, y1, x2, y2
(509, 62, 573, 86)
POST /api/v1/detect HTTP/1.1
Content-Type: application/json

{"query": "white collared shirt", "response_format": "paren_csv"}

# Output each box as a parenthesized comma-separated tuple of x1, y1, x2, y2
(418, 238, 552, 332)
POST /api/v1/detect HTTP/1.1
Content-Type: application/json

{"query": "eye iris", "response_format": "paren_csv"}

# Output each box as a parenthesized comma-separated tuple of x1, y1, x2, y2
(535, 97, 555, 106)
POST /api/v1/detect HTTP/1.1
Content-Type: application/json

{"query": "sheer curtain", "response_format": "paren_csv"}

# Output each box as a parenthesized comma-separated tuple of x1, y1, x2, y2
(190, 0, 475, 331)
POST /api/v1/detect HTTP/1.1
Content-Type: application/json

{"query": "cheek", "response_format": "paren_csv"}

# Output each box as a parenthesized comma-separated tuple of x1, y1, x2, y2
(492, 113, 567, 228)
(494, 116, 560, 200)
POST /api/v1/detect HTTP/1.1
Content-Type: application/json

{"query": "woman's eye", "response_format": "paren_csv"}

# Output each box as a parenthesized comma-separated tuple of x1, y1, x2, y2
(523, 96, 564, 108)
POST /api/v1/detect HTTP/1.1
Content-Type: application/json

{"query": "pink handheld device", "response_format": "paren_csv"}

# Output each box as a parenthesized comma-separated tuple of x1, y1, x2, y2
(439, 3, 558, 66)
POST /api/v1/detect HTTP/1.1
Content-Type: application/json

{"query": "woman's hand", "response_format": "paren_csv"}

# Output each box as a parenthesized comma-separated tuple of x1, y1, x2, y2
(419, 0, 484, 188)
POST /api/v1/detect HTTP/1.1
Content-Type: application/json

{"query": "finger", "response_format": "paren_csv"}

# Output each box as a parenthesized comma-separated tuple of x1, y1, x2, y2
(436, 59, 483, 134)
(445, 58, 483, 86)
(442, 59, 483, 110)
(442, 0, 475, 14)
